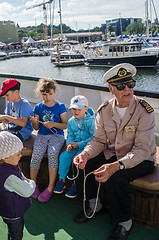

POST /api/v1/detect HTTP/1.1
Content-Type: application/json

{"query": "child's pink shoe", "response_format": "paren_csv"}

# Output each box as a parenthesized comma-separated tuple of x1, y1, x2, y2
(38, 188, 52, 202)
(31, 186, 40, 199)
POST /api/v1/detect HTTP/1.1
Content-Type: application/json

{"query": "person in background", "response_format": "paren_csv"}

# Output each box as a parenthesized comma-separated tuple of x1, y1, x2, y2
(0, 131, 36, 240)
(30, 78, 67, 203)
(54, 95, 95, 198)
(0, 78, 33, 141)
(73, 63, 156, 240)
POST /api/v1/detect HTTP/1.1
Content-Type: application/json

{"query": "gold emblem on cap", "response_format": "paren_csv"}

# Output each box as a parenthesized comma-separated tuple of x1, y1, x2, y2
(118, 68, 127, 77)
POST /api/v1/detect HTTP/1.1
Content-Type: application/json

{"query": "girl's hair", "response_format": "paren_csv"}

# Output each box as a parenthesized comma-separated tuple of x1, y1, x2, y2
(35, 78, 58, 95)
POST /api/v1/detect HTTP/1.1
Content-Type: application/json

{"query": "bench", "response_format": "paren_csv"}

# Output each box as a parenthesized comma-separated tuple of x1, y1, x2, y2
(19, 133, 159, 229)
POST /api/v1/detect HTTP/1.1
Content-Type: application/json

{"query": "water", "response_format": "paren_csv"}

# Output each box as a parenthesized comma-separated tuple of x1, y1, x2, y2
(0, 56, 159, 92)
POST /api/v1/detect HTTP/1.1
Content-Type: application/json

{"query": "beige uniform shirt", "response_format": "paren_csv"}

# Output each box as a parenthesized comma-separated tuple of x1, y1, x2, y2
(85, 95, 156, 169)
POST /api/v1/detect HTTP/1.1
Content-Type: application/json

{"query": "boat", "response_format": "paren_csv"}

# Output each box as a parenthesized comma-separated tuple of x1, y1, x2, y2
(50, 49, 85, 62)
(0, 51, 7, 60)
(53, 58, 85, 67)
(0, 73, 159, 239)
(8, 51, 22, 58)
(85, 41, 159, 68)
(32, 49, 50, 56)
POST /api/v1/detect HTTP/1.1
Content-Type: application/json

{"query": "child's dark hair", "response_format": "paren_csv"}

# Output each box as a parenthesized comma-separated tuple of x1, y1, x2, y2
(11, 82, 21, 91)
(35, 78, 58, 95)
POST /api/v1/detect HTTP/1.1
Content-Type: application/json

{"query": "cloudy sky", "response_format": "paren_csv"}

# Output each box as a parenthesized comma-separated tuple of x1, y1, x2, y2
(0, 0, 159, 30)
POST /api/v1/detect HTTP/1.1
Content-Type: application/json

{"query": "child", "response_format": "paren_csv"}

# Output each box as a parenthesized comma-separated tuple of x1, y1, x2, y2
(0, 78, 33, 141)
(30, 78, 67, 202)
(0, 131, 36, 240)
(54, 95, 95, 198)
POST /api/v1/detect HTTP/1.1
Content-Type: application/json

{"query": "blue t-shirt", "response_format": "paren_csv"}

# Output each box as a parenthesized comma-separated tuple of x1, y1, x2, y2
(34, 100, 67, 135)
(6, 98, 33, 141)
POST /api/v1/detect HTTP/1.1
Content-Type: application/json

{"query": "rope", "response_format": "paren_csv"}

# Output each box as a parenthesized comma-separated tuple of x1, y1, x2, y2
(38, 120, 61, 145)
(67, 163, 101, 219)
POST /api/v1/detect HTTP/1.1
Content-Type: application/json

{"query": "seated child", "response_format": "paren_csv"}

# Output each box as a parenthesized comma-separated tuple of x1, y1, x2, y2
(0, 78, 33, 141)
(54, 95, 95, 198)
(0, 131, 36, 240)
(30, 78, 68, 202)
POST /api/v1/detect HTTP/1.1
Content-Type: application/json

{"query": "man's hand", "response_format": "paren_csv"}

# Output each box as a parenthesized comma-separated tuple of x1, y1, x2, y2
(93, 161, 120, 182)
(73, 151, 89, 169)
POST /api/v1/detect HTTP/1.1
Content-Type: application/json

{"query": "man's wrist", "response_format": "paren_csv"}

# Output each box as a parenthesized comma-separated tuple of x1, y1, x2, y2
(83, 151, 89, 158)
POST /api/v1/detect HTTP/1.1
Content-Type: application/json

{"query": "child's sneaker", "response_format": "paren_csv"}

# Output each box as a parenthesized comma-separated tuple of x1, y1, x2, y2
(31, 186, 40, 199)
(54, 180, 65, 194)
(65, 183, 77, 198)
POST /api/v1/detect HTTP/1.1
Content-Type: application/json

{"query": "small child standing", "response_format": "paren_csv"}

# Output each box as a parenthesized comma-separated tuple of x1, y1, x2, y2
(0, 131, 36, 240)
(54, 95, 95, 198)
(30, 78, 67, 202)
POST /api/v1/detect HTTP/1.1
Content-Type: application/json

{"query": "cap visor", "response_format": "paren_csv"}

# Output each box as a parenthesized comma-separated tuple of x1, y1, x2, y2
(69, 104, 85, 109)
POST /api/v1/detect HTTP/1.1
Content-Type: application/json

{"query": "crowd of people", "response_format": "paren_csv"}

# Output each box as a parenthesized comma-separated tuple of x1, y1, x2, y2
(0, 63, 156, 240)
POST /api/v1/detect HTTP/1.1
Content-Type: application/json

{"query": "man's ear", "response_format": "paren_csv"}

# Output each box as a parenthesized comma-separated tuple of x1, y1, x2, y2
(109, 84, 115, 95)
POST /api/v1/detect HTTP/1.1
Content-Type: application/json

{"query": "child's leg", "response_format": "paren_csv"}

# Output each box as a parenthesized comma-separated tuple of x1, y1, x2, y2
(3, 216, 24, 240)
(58, 149, 78, 180)
(47, 134, 65, 192)
(48, 168, 58, 192)
(30, 134, 48, 183)
(38, 135, 65, 202)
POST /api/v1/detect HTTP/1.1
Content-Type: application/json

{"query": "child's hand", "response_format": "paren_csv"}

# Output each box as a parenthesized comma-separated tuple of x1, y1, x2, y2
(43, 121, 54, 129)
(0, 115, 7, 122)
(67, 144, 73, 152)
(67, 142, 79, 152)
(71, 142, 79, 149)
(24, 177, 30, 182)
(30, 116, 38, 124)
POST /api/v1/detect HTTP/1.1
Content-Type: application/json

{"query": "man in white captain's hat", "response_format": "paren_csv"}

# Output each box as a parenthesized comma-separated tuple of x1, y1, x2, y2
(73, 63, 156, 240)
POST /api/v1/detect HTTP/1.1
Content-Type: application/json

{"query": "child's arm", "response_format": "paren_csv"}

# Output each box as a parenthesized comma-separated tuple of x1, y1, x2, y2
(43, 112, 68, 130)
(0, 115, 28, 127)
(4, 175, 36, 198)
(30, 114, 40, 130)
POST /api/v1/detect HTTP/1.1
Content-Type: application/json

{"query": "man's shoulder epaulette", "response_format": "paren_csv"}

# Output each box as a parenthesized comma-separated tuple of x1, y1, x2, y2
(139, 99, 154, 113)
(97, 101, 109, 112)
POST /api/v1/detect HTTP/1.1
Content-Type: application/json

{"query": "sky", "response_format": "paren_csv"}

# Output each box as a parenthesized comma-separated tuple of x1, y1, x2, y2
(0, 0, 159, 30)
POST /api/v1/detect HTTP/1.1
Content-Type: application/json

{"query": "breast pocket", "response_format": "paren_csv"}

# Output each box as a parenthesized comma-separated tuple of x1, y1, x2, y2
(104, 126, 116, 144)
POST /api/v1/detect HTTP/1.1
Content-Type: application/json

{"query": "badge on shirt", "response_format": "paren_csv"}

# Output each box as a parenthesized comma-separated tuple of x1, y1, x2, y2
(125, 126, 135, 132)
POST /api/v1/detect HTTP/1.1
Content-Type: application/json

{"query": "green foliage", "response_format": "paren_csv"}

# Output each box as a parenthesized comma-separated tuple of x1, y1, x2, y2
(108, 24, 114, 33)
(18, 23, 101, 40)
(126, 19, 146, 35)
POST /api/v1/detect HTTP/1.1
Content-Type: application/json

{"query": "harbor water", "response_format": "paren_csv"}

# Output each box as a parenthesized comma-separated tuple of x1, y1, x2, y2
(0, 56, 159, 92)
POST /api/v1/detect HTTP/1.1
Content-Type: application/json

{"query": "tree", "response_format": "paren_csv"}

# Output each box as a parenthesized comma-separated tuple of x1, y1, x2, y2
(126, 19, 146, 35)
(108, 24, 114, 33)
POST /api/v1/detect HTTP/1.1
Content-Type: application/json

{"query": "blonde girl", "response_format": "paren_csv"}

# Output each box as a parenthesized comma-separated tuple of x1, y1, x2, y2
(30, 78, 67, 202)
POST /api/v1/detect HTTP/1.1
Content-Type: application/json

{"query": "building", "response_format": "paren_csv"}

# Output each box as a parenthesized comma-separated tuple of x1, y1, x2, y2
(53, 32, 102, 43)
(102, 18, 141, 37)
(0, 21, 19, 43)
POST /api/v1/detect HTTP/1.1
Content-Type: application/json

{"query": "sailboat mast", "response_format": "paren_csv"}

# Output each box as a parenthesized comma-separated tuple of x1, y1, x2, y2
(145, 0, 149, 36)
(59, 0, 63, 43)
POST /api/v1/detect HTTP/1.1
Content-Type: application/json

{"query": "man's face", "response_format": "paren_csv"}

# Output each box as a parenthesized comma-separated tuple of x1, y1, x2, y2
(109, 80, 134, 108)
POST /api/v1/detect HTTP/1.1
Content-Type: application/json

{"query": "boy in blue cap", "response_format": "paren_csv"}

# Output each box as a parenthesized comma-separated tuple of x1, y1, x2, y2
(54, 95, 95, 198)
